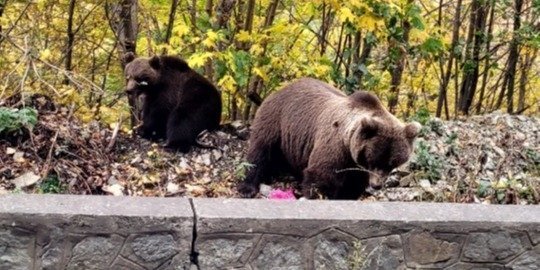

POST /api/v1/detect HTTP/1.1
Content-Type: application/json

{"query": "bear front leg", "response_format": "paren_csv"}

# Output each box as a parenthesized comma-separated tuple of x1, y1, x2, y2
(138, 107, 167, 141)
(237, 141, 275, 198)
(302, 167, 342, 199)
(302, 145, 348, 199)
(165, 107, 201, 153)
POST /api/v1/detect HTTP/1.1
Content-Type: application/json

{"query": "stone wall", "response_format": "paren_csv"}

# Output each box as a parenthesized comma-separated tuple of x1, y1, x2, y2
(1, 195, 539, 269)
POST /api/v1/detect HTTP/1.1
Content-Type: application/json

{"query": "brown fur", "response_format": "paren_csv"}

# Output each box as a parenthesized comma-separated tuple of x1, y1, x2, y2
(124, 53, 222, 152)
(237, 78, 420, 199)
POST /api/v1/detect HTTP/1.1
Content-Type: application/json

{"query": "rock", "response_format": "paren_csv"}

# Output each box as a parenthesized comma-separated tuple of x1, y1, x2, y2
(462, 231, 526, 263)
(198, 238, 254, 268)
(131, 234, 177, 262)
(6, 147, 16, 155)
(13, 152, 25, 163)
(419, 179, 431, 189)
(314, 237, 350, 269)
(385, 175, 400, 188)
(361, 235, 405, 270)
(166, 182, 180, 194)
(67, 235, 124, 269)
(12, 172, 40, 188)
(404, 232, 463, 268)
(212, 150, 223, 161)
(102, 184, 124, 196)
(399, 174, 414, 187)
(507, 245, 540, 270)
(252, 236, 303, 270)
(312, 229, 357, 270)
(230, 120, 244, 129)
(383, 188, 421, 201)
(493, 146, 506, 158)
(259, 184, 272, 197)
(0, 229, 34, 270)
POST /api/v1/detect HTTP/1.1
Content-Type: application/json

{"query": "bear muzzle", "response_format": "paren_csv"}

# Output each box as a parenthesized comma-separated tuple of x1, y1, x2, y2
(367, 169, 387, 190)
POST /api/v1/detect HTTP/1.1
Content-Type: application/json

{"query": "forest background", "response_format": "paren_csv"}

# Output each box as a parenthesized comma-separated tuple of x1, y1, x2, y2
(0, 0, 539, 129)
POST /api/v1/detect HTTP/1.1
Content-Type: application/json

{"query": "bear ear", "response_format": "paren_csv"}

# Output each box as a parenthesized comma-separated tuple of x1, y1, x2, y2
(149, 56, 161, 70)
(123, 52, 136, 64)
(360, 118, 379, 139)
(404, 122, 421, 139)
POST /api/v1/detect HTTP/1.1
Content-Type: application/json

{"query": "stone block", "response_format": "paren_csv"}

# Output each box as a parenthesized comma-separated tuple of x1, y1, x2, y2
(197, 234, 259, 269)
(120, 233, 180, 269)
(66, 235, 124, 270)
(360, 235, 406, 270)
(403, 231, 464, 268)
(507, 244, 540, 270)
(0, 228, 34, 270)
(249, 235, 305, 270)
(308, 228, 358, 270)
(463, 231, 529, 263)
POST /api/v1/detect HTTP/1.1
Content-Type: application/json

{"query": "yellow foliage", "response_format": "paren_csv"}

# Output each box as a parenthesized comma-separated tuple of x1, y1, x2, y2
(250, 44, 264, 56)
(218, 75, 237, 93)
(338, 7, 355, 23)
(236, 30, 251, 42)
(188, 52, 213, 68)
(409, 29, 429, 45)
(173, 24, 190, 38)
(39, 49, 52, 61)
(357, 14, 385, 33)
(253, 67, 269, 81)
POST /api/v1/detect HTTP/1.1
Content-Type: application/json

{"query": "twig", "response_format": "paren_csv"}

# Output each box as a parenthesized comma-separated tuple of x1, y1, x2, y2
(106, 117, 123, 153)
(335, 166, 383, 179)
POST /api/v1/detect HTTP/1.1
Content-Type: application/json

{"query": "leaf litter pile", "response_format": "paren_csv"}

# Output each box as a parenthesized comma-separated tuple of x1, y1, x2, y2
(1, 99, 539, 204)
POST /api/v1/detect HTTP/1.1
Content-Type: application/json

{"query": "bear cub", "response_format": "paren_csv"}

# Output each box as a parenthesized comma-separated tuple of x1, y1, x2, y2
(124, 53, 222, 152)
(237, 78, 420, 199)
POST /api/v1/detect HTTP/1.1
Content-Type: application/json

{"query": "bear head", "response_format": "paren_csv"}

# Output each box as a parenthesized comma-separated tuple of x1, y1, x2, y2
(349, 117, 421, 189)
(123, 53, 162, 97)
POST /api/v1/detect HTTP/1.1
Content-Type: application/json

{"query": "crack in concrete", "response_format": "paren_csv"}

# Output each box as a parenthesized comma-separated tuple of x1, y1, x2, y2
(189, 198, 200, 270)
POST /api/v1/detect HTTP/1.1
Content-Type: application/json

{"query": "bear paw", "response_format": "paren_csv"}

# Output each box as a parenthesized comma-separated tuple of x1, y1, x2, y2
(237, 182, 259, 198)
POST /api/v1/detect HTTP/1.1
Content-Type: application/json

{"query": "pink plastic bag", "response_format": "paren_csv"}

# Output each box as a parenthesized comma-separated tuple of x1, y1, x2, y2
(268, 189, 296, 200)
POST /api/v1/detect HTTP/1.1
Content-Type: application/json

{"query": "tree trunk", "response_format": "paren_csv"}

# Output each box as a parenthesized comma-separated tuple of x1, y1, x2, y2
(355, 35, 374, 86)
(436, 0, 462, 118)
(475, 2, 495, 114)
(243, 0, 279, 121)
(387, 16, 411, 113)
(319, 3, 334, 56)
(215, 0, 236, 30)
(64, 0, 76, 85)
(163, 0, 180, 50)
(0, 0, 7, 34)
(517, 50, 536, 113)
(106, 0, 138, 128)
(458, 0, 487, 115)
(505, 0, 523, 114)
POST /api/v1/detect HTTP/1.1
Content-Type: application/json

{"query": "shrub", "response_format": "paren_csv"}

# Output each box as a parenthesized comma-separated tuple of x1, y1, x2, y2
(410, 140, 443, 182)
(0, 107, 38, 136)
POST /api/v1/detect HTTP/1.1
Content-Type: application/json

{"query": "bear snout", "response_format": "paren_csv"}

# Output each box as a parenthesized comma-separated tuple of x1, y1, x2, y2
(368, 170, 387, 190)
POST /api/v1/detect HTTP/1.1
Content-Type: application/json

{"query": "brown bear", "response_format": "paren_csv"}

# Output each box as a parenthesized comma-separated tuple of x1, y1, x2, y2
(237, 78, 420, 199)
(124, 53, 222, 152)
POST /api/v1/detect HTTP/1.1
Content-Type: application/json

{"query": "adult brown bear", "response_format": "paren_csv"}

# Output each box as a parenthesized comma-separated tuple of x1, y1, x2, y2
(237, 78, 420, 199)
(124, 53, 222, 152)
